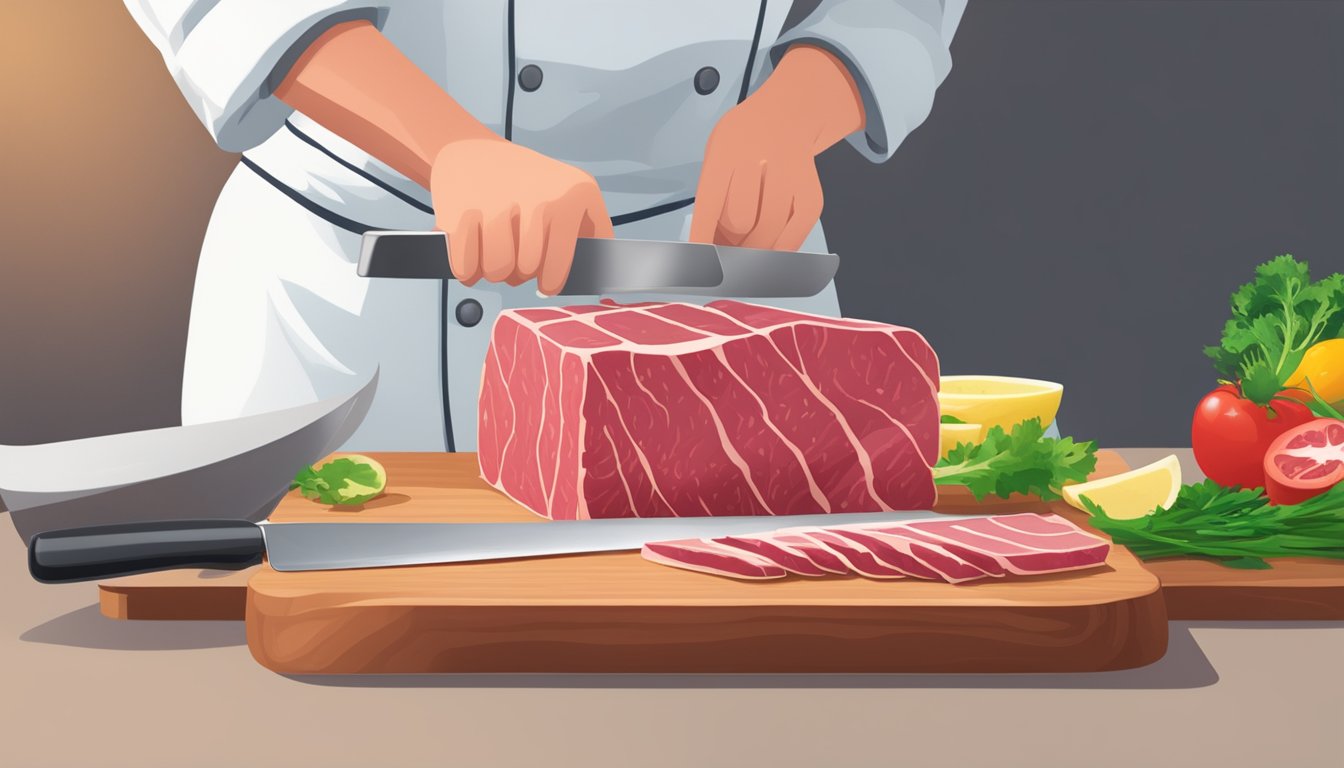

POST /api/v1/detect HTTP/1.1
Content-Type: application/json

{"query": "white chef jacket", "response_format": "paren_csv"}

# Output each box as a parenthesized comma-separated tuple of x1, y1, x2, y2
(123, 0, 968, 451)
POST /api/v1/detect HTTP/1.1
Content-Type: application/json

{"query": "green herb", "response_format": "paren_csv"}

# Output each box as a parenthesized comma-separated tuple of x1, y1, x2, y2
(933, 418, 1098, 501)
(290, 456, 387, 506)
(1204, 255, 1344, 406)
(940, 414, 966, 424)
(1298, 378, 1344, 419)
(1085, 480, 1344, 569)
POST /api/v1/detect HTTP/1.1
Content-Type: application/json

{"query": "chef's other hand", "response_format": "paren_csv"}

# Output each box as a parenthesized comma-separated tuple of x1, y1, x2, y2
(690, 46, 866, 252)
(432, 138, 615, 295)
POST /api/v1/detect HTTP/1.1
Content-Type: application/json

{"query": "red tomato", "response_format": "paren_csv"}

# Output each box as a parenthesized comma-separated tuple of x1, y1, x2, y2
(1263, 419, 1344, 505)
(1190, 384, 1316, 489)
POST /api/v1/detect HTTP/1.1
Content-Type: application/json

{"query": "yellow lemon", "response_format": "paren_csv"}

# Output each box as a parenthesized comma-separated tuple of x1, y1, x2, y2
(939, 375, 1064, 433)
(1062, 454, 1182, 520)
(939, 421, 984, 458)
(1285, 338, 1344, 405)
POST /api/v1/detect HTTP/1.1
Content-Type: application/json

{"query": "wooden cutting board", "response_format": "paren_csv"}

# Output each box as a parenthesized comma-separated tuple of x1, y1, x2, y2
(97, 451, 1133, 620)
(933, 453, 1344, 621)
(1143, 558, 1344, 620)
(101, 452, 1167, 673)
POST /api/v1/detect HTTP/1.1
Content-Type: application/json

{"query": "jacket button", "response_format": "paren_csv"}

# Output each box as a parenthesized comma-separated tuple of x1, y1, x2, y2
(517, 64, 543, 92)
(455, 299, 484, 328)
(694, 66, 720, 95)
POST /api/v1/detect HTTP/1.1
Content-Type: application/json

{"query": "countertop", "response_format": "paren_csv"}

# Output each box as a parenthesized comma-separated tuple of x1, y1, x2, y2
(1, 449, 1340, 768)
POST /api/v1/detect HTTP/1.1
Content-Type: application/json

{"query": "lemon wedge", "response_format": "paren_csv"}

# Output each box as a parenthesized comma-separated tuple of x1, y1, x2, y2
(939, 422, 984, 458)
(939, 375, 1063, 433)
(1062, 454, 1182, 519)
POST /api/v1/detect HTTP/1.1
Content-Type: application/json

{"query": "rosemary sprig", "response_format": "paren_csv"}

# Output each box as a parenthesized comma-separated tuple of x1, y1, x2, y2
(1085, 480, 1344, 569)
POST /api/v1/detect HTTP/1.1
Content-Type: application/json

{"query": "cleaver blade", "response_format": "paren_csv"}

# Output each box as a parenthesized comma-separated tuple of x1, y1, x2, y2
(356, 231, 837, 298)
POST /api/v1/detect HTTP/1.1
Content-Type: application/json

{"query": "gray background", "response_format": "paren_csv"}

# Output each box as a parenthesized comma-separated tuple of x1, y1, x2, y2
(2, 0, 1342, 447)
(819, 0, 1344, 445)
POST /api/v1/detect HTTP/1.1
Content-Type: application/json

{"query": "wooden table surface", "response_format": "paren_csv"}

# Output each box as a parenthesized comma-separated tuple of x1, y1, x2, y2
(2, 449, 1341, 767)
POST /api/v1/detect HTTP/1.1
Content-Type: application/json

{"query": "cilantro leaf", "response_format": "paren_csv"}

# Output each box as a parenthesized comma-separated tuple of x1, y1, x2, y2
(932, 418, 1098, 501)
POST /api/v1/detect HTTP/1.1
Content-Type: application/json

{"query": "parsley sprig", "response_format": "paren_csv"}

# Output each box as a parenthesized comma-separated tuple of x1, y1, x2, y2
(1205, 254, 1344, 406)
(933, 418, 1098, 501)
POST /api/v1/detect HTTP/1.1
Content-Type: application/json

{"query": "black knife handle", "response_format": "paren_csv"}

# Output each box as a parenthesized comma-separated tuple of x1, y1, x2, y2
(28, 519, 266, 583)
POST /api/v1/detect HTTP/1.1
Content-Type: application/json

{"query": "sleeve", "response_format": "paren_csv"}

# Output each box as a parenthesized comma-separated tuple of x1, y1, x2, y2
(122, 1, 390, 152)
(766, 0, 968, 163)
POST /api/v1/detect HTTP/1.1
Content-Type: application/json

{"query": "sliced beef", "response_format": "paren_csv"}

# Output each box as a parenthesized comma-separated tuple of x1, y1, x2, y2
(640, 539, 787, 580)
(863, 525, 1009, 577)
(765, 533, 852, 575)
(713, 536, 834, 577)
(641, 513, 1110, 582)
(837, 529, 995, 583)
(787, 529, 909, 579)
(824, 529, 944, 579)
(901, 515, 1111, 575)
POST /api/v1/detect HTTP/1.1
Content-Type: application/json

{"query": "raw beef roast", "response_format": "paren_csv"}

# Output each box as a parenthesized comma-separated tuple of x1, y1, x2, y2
(478, 300, 940, 519)
(640, 513, 1111, 582)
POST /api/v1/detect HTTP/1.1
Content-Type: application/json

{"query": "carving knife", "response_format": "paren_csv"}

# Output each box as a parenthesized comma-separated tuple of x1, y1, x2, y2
(26, 511, 958, 583)
(357, 230, 839, 298)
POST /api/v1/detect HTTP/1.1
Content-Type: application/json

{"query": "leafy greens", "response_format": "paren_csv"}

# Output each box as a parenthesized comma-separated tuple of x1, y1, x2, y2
(933, 418, 1098, 501)
(1204, 254, 1344, 405)
(291, 457, 386, 506)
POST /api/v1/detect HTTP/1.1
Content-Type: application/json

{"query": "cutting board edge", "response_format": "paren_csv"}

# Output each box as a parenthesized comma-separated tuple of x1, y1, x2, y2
(1159, 584, 1344, 620)
(100, 582, 249, 621)
(244, 587, 1170, 675)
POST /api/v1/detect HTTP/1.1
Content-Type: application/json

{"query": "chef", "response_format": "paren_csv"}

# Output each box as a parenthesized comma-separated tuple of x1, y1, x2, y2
(123, 0, 967, 452)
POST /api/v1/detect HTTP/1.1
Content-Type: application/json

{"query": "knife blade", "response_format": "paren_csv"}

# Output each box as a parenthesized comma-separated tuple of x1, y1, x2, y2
(27, 511, 958, 583)
(357, 231, 838, 297)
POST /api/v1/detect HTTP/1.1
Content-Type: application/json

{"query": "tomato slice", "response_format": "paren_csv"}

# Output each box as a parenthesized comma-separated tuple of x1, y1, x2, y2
(1263, 419, 1344, 505)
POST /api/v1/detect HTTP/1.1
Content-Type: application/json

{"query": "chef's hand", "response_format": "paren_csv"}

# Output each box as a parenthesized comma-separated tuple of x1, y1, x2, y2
(432, 138, 614, 295)
(690, 46, 866, 251)
(272, 20, 614, 296)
